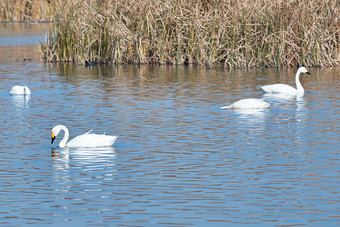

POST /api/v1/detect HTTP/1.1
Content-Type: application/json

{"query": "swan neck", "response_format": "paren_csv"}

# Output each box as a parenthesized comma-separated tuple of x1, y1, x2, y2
(59, 126, 69, 148)
(295, 70, 304, 93)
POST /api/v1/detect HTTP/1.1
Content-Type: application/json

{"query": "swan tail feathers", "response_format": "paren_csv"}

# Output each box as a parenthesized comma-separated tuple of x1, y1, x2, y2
(220, 105, 232, 109)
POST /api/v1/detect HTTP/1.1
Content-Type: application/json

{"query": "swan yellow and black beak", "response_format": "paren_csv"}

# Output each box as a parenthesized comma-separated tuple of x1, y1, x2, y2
(306, 69, 311, 75)
(51, 132, 56, 144)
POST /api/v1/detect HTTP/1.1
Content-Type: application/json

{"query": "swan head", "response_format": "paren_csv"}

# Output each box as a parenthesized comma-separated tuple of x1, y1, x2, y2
(51, 125, 64, 144)
(51, 132, 56, 144)
(51, 129, 59, 144)
(298, 67, 311, 75)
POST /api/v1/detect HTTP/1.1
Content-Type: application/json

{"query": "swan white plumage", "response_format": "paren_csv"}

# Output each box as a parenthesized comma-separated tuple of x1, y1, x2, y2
(51, 125, 117, 148)
(10, 85, 31, 95)
(259, 67, 311, 94)
(220, 99, 270, 109)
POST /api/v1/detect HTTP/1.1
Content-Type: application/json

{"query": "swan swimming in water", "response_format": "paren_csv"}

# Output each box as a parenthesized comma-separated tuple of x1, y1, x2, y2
(259, 67, 311, 94)
(10, 85, 31, 95)
(51, 125, 117, 148)
(220, 99, 270, 109)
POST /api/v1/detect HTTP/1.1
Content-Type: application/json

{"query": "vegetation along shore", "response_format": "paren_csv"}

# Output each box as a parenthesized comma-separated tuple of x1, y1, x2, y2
(1, 0, 340, 68)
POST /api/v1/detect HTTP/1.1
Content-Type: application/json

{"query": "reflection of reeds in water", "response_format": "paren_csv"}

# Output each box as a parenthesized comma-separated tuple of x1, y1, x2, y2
(4, 0, 340, 68)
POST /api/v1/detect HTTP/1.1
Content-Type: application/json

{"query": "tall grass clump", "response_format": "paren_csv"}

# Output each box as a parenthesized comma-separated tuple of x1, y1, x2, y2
(39, 0, 340, 68)
(0, 0, 57, 22)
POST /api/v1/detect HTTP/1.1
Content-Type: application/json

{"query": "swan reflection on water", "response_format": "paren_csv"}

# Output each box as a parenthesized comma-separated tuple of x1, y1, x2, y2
(262, 93, 306, 111)
(51, 146, 116, 165)
(233, 109, 270, 124)
(51, 147, 117, 188)
(234, 108, 269, 116)
(11, 94, 30, 108)
(262, 92, 304, 100)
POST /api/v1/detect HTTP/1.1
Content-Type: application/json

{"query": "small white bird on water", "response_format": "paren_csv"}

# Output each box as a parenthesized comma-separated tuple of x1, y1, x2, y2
(259, 67, 311, 94)
(51, 125, 117, 148)
(10, 85, 31, 95)
(220, 99, 270, 109)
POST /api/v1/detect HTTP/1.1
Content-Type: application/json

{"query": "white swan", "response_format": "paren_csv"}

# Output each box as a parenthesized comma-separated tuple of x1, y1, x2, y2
(220, 99, 270, 109)
(51, 125, 117, 148)
(10, 85, 31, 95)
(259, 67, 311, 94)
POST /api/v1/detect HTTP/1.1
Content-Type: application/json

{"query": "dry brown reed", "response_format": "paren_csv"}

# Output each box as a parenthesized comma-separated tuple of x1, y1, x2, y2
(10, 0, 340, 68)
(0, 0, 57, 22)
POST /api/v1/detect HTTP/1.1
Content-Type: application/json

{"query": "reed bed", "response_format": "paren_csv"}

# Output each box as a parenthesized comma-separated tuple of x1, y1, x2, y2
(0, 0, 57, 22)
(7, 0, 340, 68)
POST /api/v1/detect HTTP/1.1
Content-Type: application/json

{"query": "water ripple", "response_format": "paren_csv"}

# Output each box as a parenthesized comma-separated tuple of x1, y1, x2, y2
(0, 59, 339, 226)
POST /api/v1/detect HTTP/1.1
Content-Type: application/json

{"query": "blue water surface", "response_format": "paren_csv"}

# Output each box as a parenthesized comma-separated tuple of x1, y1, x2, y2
(0, 24, 339, 227)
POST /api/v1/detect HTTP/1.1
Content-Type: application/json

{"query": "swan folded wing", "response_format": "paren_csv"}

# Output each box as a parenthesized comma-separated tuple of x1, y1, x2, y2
(66, 134, 117, 148)
(220, 99, 269, 109)
(241, 100, 269, 109)
(259, 84, 297, 93)
(10, 85, 31, 95)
